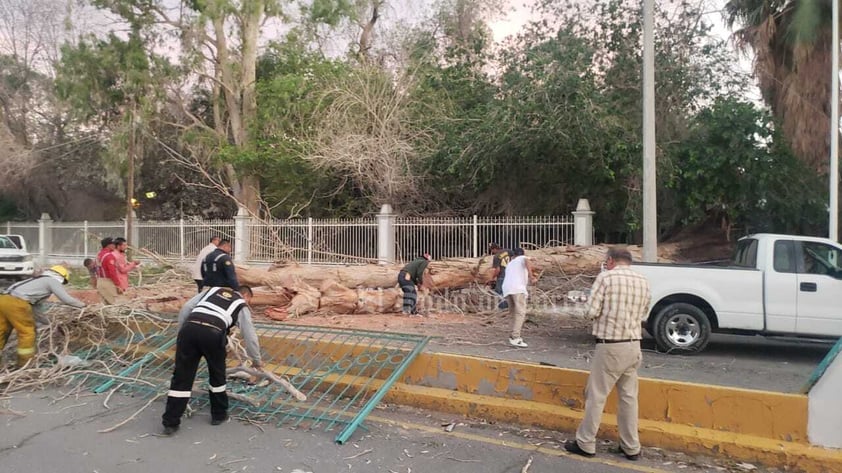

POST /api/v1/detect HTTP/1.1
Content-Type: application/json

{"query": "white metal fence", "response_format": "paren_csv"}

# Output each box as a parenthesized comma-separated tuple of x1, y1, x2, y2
(8, 202, 593, 266)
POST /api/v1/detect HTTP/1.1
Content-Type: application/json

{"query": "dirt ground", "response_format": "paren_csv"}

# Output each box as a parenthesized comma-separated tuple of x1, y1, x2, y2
(65, 282, 833, 394)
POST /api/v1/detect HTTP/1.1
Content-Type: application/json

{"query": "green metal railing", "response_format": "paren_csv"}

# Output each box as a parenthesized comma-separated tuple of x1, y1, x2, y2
(75, 323, 431, 443)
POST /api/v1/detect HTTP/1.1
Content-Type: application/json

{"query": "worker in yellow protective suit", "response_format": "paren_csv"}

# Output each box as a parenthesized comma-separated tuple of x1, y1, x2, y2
(0, 265, 86, 367)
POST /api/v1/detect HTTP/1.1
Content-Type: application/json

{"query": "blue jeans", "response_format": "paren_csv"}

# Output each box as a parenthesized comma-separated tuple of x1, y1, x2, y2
(494, 277, 508, 309)
(398, 271, 417, 314)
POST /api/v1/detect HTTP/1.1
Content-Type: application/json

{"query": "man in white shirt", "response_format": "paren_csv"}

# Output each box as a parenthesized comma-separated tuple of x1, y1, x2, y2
(501, 247, 536, 348)
(192, 236, 220, 292)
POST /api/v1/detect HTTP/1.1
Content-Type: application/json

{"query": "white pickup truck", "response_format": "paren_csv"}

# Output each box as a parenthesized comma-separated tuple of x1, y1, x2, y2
(0, 234, 34, 280)
(634, 233, 842, 354)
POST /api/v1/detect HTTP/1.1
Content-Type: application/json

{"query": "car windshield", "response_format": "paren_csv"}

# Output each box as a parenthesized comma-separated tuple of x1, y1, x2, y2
(0, 237, 17, 249)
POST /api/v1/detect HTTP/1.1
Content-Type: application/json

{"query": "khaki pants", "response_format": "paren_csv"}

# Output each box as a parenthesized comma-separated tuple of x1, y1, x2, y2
(575, 342, 642, 455)
(506, 293, 527, 339)
(97, 278, 119, 305)
(0, 294, 37, 366)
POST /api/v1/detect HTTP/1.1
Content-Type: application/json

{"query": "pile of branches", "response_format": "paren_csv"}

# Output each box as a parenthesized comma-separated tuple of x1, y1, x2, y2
(0, 303, 172, 396)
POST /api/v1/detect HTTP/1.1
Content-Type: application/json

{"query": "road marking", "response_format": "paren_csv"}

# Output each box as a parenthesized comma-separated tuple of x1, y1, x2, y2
(365, 413, 671, 473)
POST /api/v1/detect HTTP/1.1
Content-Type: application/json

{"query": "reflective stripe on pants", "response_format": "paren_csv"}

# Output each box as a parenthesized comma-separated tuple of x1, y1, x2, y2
(162, 321, 229, 427)
(0, 294, 37, 365)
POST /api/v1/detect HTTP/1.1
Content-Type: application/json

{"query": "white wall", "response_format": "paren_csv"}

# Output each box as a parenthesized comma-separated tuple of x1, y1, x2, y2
(808, 344, 842, 448)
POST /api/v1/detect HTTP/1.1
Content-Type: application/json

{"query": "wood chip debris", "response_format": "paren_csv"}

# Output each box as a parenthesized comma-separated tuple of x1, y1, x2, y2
(342, 448, 373, 460)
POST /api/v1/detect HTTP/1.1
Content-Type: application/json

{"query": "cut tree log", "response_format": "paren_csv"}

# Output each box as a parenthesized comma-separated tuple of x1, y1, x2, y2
(235, 244, 678, 318)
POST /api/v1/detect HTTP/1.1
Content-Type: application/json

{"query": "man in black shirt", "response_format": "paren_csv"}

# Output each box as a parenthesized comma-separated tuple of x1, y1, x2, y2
(201, 239, 239, 290)
(398, 253, 431, 315)
(161, 286, 262, 435)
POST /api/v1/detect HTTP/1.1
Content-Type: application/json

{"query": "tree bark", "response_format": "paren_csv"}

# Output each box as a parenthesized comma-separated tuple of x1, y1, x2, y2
(236, 244, 673, 318)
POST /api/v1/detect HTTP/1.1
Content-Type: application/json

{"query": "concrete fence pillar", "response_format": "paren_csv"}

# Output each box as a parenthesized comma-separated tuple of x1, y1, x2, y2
(129, 210, 139, 247)
(38, 212, 52, 265)
(807, 338, 842, 448)
(233, 207, 250, 263)
(376, 204, 396, 264)
(572, 198, 595, 246)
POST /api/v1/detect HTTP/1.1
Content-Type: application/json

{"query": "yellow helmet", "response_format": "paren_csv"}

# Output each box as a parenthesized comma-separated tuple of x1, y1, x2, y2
(49, 265, 70, 284)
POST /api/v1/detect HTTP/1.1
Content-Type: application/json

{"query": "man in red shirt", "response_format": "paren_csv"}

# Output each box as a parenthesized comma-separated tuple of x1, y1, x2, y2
(112, 237, 140, 294)
(96, 237, 120, 304)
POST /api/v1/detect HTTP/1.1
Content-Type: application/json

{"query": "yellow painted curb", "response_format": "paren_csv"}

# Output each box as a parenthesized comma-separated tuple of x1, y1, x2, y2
(378, 382, 842, 473)
(132, 323, 839, 471)
(401, 352, 808, 442)
(252, 335, 808, 443)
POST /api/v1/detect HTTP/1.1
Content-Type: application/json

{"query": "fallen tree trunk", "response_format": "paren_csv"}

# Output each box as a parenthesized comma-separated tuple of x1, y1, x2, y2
(235, 244, 677, 318)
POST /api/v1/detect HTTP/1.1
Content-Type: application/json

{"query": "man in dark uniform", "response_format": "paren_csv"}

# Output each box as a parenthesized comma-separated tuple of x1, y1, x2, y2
(489, 243, 511, 309)
(398, 253, 431, 315)
(201, 238, 239, 290)
(161, 286, 262, 435)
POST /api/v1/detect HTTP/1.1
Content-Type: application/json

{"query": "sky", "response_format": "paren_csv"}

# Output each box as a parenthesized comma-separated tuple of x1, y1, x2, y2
(488, 0, 735, 43)
(485, 0, 757, 98)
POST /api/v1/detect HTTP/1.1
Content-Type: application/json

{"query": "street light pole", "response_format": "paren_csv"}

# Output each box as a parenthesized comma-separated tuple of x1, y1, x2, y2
(642, 0, 657, 261)
(127, 100, 135, 247)
(828, 0, 839, 241)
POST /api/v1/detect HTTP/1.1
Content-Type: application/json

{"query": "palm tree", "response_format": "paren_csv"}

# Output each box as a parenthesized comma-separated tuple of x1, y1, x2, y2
(725, 0, 833, 173)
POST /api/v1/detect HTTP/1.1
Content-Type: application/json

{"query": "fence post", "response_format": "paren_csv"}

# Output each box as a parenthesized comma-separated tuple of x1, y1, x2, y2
(83, 220, 89, 257)
(376, 204, 395, 264)
(472, 215, 478, 258)
(233, 207, 250, 263)
(38, 213, 52, 266)
(5, 222, 9, 234)
(129, 210, 139, 247)
(572, 198, 595, 246)
(307, 217, 313, 264)
(179, 218, 185, 261)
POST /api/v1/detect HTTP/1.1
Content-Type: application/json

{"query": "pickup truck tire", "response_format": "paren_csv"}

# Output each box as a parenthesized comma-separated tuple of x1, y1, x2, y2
(652, 303, 712, 354)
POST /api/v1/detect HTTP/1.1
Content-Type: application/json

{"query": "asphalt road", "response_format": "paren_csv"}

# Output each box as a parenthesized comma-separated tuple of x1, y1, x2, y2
(0, 389, 745, 473)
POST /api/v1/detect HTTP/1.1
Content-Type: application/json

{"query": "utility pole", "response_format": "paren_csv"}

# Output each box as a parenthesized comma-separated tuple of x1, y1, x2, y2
(126, 100, 135, 247)
(642, 0, 657, 261)
(828, 0, 839, 241)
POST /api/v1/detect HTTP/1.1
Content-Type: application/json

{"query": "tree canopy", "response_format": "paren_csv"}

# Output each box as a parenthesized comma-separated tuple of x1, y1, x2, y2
(0, 0, 830, 241)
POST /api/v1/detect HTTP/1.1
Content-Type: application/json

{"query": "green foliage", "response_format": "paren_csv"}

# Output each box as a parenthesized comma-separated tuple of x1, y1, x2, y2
(307, 0, 354, 26)
(671, 98, 826, 235)
(0, 196, 22, 221)
(241, 39, 363, 216)
(55, 32, 167, 127)
(23, 0, 826, 241)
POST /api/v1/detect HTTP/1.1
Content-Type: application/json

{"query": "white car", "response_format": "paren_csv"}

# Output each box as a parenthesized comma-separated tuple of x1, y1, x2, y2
(0, 234, 34, 280)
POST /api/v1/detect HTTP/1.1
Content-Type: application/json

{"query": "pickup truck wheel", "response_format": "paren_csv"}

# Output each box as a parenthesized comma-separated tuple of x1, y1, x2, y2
(652, 303, 712, 354)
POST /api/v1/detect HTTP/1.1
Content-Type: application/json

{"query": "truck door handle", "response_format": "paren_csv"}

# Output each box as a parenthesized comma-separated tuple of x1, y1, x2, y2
(800, 282, 818, 292)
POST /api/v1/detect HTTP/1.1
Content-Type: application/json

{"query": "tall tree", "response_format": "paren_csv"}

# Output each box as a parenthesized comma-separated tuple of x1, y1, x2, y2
(88, 0, 354, 215)
(0, 0, 75, 145)
(306, 65, 441, 210)
(725, 0, 832, 172)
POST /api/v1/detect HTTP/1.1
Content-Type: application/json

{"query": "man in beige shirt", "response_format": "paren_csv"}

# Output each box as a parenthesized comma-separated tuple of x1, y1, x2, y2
(565, 246, 651, 461)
